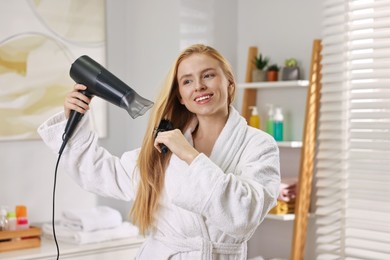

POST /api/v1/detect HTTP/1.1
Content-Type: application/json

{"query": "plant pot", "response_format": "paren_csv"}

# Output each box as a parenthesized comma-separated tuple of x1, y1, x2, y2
(282, 67, 300, 81)
(267, 71, 278, 81)
(252, 69, 267, 82)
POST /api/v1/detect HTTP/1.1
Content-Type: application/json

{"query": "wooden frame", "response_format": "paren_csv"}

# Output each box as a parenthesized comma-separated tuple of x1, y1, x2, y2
(290, 39, 322, 260)
(241, 39, 322, 259)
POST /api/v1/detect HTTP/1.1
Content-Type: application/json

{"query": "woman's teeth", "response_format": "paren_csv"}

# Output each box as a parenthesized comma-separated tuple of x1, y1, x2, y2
(195, 95, 211, 102)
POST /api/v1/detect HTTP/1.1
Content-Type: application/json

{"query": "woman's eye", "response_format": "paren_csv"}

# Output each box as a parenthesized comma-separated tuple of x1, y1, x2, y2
(183, 79, 191, 85)
(204, 73, 215, 79)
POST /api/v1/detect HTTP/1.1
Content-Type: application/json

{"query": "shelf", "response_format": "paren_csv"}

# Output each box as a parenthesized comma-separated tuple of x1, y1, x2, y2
(277, 141, 302, 148)
(266, 214, 295, 221)
(238, 80, 309, 89)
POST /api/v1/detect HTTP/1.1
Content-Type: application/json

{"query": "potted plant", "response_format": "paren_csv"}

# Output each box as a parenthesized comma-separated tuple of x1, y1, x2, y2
(267, 64, 280, 81)
(252, 53, 269, 82)
(282, 58, 300, 81)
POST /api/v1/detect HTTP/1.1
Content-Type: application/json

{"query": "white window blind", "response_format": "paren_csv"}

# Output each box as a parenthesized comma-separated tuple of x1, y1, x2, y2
(316, 0, 390, 259)
(179, 0, 214, 50)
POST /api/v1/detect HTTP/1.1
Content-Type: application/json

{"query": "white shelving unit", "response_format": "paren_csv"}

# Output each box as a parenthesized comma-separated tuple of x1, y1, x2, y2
(241, 79, 308, 259)
(277, 141, 302, 148)
(266, 214, 295, 221)
(237, 80, 309, 89)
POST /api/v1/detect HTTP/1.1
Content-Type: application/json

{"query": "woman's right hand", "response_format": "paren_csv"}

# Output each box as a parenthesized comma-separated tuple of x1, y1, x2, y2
(64, 84, 92, 119)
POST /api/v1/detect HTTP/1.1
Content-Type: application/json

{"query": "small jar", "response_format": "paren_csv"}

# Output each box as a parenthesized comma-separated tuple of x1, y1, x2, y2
(15, 205, 29, 230)
(6, 211, 17, 231)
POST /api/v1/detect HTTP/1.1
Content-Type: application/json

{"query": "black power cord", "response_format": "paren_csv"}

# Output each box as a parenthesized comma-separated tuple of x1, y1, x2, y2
(52, 134, 69, 260)
(52, 151, 62, 260)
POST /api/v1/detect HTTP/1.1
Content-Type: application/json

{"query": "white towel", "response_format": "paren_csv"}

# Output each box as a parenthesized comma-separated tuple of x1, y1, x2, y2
(61, 206, 122, 232)
(42, 222, 139, 245)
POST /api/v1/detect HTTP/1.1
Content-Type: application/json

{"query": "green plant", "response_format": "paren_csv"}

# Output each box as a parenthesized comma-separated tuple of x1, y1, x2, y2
(253, 54, 269, 70)
(284, 58, 298, 67)
(267, 64, 280, 72)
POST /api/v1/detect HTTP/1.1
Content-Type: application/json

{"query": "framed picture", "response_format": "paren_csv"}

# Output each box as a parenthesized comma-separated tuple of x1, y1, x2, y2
(0, 0, 107, 140)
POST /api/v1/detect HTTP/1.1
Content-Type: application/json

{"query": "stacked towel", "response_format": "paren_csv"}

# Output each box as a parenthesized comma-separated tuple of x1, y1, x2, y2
(43, 222, 139, 245)
(61, 206, 123, 231)
(43, 206, 139, 245)
(269, 178, 297, 215)
(278, 178, 297, 202)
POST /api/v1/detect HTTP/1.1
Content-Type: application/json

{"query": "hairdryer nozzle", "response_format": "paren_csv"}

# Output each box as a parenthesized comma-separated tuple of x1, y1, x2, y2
(121, 90, 154, 119)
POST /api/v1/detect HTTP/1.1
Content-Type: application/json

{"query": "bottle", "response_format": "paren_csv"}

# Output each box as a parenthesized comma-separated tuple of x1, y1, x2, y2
(15, 205, 29, 230)
(0, 207, 8, 231)
(249, 106, 260, 129)
(273, 107, 284, 141)
(6, 211, 17, 231)
(265, 104, 274, 136)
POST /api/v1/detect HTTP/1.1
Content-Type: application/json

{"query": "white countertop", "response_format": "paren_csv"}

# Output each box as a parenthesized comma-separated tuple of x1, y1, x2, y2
(0, 236, 146, 260)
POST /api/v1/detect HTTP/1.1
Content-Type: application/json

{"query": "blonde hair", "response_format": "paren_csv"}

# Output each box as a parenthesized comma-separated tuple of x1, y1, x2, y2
(130, 44, 236, 235)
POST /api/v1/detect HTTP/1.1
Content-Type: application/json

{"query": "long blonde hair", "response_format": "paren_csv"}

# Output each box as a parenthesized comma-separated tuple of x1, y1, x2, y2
(130, 44, 236, 235)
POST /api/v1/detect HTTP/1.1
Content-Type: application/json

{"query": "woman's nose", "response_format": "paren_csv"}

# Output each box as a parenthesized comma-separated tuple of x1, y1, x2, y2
(194, 80, 206, 91)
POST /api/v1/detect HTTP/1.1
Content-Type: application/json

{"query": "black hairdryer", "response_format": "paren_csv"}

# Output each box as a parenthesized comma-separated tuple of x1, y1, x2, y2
(59, 55, 154, 154)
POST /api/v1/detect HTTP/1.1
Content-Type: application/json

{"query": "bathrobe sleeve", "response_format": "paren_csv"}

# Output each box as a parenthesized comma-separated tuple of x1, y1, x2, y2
(37, 112, 139, 201)
(171, 130, 280, 239)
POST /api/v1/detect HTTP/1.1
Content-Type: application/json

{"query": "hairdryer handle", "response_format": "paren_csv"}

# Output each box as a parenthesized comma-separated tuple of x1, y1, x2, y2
(59, 90, 92, 154)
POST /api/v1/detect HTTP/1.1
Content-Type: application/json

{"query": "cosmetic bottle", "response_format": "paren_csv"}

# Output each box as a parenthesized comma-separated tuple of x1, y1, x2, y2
(15, 205, 29, 230)
(6, 211, 17, 231)
(265, 104, 274, 136)
(249, 106, 260, 129)
(0, 207, 8, 231)
(273, 107, 284, 141)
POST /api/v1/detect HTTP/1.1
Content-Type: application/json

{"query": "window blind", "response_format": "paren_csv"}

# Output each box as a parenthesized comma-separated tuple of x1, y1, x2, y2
(316, 0, 390, 259)
(179, 0, 214, 50)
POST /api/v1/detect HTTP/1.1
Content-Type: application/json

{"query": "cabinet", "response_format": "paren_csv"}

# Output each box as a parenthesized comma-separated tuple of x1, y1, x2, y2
(241, 41, 321, 260)
(0, 237, 145, 260)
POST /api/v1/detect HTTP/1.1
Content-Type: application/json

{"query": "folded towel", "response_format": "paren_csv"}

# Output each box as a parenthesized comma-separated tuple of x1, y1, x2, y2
(61, 206, 122, 232)
(42, 222, 139, 245)
(269, 200, 295, 215)
(278, 178, 297, 202)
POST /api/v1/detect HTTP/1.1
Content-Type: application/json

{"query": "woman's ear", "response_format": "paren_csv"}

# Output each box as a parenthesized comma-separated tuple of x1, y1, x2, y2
(228, 82, 234, 95)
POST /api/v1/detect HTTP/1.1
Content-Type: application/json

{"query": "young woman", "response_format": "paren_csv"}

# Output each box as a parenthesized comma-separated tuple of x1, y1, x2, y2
(38, 44, 280, 259)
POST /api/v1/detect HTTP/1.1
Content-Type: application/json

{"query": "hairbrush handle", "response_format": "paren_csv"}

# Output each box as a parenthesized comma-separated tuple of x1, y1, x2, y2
(155, 119, 174, 154)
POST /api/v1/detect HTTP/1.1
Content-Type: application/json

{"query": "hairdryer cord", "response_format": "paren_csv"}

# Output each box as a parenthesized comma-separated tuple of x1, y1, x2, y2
(52, 138, 68, 260)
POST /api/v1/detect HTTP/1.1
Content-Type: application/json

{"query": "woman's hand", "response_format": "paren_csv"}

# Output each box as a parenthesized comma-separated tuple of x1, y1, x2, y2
(64, 84, 92, 119)
(154, 129, 199, 164)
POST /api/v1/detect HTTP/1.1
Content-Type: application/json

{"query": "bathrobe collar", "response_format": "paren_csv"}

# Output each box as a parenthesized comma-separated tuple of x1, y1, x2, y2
(183, 106, 247, 171)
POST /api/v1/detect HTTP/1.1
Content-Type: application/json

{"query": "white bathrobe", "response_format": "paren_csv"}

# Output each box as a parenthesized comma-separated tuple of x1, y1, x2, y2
(38, 106, 280, 260)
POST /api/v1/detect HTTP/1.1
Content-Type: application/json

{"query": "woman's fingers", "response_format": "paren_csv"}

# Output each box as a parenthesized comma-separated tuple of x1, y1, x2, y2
(64, 84, 92, 118)
(154, 129, 199, 164)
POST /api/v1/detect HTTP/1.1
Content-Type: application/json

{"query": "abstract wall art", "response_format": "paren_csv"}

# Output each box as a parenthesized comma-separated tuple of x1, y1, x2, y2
(0, 0, 107, 140)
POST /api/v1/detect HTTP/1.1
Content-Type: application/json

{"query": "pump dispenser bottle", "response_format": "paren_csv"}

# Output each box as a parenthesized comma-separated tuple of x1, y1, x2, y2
(249, 106, 260, 129)
(273, 107, 284, 141)
(266, 104, 274, 136)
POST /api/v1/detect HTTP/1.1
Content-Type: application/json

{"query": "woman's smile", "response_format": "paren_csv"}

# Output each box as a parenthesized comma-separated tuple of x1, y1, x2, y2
(194, 94, 213, 103)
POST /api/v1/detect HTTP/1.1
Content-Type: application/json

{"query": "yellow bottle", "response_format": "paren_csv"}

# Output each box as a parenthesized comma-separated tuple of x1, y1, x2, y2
(249, 106, 261, 129)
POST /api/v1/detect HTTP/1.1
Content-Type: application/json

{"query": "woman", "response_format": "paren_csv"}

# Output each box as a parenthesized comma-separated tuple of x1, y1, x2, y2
(38, 44, 280, 259)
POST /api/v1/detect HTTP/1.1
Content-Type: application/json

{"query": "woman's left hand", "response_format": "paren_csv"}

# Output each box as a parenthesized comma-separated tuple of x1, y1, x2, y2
(154, 129, 199, 164)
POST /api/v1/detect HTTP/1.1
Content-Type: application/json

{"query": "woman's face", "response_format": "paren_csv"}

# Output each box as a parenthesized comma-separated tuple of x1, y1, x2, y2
(177, 54, 232, 118)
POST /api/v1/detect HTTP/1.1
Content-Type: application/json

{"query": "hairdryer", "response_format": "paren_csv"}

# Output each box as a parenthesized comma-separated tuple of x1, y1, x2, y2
(59, 55, 154, 154)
